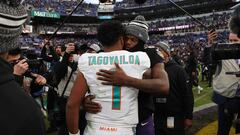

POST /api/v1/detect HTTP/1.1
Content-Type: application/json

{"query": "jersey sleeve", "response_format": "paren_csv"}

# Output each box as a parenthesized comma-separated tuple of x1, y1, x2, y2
(145, 48, 164, 68)
(140, 52, 151, 71)
(78, 53, 89, 74)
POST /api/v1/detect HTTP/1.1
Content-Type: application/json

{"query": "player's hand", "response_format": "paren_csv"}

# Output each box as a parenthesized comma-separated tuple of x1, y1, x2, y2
(207, 29, 217, 46)
(97, 63, 128, 86)
(83, 95, 102, 114)
(184, 119, 193, 129)
(13, 59, 29, 76)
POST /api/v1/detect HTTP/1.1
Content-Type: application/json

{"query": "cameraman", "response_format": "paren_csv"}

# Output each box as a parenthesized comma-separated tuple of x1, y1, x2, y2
(205, 31, 240, 135)
(7, 48, 46, 90)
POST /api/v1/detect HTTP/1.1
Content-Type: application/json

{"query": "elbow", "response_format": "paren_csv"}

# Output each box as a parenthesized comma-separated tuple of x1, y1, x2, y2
(161, 82, 169, 95)
(156, 81, 169, 95)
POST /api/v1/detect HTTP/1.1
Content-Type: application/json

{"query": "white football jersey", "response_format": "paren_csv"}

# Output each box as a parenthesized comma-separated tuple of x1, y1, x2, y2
(78, 50, 150, 128)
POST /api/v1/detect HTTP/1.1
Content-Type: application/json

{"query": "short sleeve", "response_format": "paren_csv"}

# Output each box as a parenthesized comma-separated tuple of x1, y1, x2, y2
(140, 52, 151, 70)
(78, 54, 89, 73)
(145, 48, 164, 68)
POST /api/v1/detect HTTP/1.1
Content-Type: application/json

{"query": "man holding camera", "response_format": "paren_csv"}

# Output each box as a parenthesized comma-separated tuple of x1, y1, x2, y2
(206, 29, 240, 135)
(0, 0, 45, 134)
(7, 48, 46, 90)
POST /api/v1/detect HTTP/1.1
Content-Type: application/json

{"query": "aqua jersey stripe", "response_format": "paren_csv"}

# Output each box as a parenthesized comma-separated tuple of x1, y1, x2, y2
(112, 86, 121, 110)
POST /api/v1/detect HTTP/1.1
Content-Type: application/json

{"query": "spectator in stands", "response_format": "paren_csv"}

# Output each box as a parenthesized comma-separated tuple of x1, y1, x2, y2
(154, 42, 193, 135)
(206, 30, 240, 135)
(0, 1, 45, 134)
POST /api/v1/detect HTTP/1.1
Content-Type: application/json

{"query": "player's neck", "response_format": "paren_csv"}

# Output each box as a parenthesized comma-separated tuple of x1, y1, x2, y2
(104, 44, 123, 52)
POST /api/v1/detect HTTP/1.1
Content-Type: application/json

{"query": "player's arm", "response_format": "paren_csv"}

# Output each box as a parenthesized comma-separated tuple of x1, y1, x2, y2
(97, 63, 169, 94)
(66, 71, 88, 134)
(133, 62, 169, 94)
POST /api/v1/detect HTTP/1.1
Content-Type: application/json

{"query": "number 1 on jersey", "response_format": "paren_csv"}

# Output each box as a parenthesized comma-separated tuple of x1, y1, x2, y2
(112, 86, 121, 110)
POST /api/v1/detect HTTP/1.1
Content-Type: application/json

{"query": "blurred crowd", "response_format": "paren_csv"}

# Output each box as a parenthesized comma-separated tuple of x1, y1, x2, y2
(115, 0, 184, 9)
(33, 10, 231, 34)
(23, 0, 98, 16)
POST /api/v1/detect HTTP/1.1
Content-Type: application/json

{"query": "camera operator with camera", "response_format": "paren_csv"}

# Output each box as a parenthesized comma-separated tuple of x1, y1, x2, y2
(203, 9, 240, 134)
(7, 48, 47, 93)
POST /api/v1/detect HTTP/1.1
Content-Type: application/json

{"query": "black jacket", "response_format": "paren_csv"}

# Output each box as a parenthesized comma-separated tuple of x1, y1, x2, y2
(0, 58, 46, 135)
(185, 52, 198, 74)
(41, 45, 60, 62)
(154, 60, 194, 119)
(138, 47, 164, 122)
(54, 52, 77, 86)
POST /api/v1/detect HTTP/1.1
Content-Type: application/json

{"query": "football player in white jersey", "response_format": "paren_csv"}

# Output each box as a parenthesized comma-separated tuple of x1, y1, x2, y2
(66, 21, 151, 135)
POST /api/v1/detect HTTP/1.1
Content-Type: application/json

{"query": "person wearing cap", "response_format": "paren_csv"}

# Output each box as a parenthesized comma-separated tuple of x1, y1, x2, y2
(87, 43, 102, 53)
(85, 15, 169, 135)
(154, 42, 193, 135)
(123, 15, 169, 135)
(170, 48, 185, 67)
(0, 1, 45, 135)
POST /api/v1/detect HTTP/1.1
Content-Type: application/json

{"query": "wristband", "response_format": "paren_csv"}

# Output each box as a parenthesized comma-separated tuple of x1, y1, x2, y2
(69, 130, 80, 135)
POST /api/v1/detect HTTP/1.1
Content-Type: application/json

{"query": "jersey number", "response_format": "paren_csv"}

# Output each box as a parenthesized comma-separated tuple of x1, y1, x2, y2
(112, 86, 121, 110)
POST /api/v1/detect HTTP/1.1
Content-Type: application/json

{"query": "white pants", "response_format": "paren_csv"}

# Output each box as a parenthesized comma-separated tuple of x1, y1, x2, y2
(83, 123, 136, 135)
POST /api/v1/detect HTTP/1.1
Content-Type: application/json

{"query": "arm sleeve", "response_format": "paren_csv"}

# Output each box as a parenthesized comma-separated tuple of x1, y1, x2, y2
(145, 48, 164, 68)
(202, 47, 211, 65)
(202, 46, 219, 74)
(49, 46, 60, 62)
(41, 46, 53, 62)
(14, 75, 24, 86)
(178, 67, 194, 119)
(54, 53, 71, 84)
(140, 52, 151, 71)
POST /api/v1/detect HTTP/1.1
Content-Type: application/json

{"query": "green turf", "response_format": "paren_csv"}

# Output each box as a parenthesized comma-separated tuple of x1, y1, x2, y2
(193, 80, 213, 108)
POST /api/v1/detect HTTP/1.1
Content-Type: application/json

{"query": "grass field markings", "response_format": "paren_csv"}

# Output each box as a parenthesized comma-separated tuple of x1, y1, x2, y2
(194, 90, 212, 102)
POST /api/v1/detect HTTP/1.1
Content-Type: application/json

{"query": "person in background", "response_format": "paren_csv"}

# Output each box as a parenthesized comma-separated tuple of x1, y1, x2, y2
(185, 46, 203, 94)
(170, 48, 185, 67)
(41, 39, 62, 63)
(154, 42, 193, 135)
(7, 48, 46, 89)
(0, 0, 45, 134)
(206, 30, 240, 135)
(54, 43, 101, 135)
